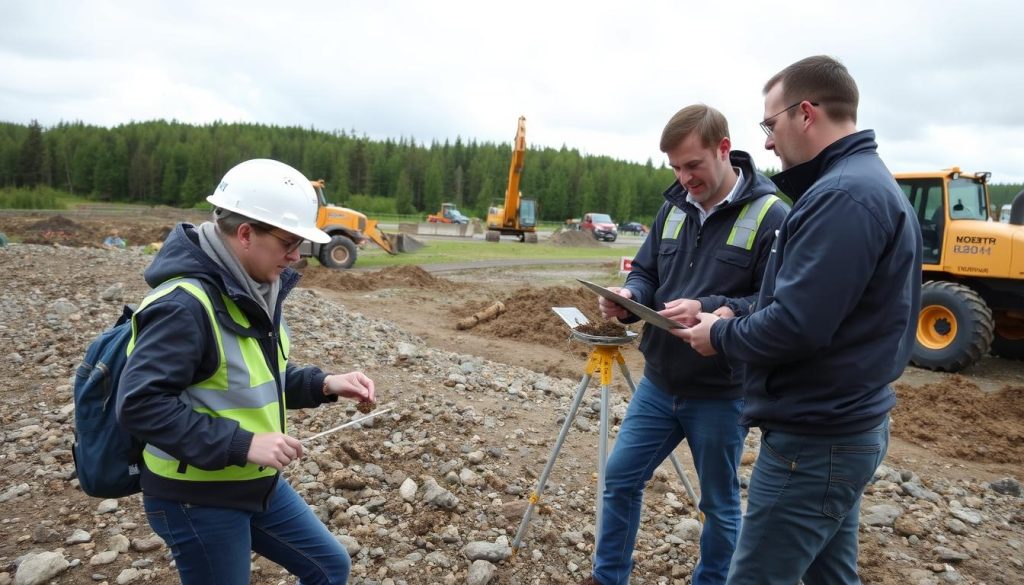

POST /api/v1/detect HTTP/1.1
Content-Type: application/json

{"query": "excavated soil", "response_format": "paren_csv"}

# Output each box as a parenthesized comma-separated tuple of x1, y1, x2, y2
(450, 286, 637, 356)
(298, 265, 456, 292)
(547, 229, 607, 247)
(4, 213, 182, 247)
(893, 377, 1024, 464)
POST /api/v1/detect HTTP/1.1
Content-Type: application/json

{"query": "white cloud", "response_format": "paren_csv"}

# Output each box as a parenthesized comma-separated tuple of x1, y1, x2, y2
(2, 0, 1022, 182)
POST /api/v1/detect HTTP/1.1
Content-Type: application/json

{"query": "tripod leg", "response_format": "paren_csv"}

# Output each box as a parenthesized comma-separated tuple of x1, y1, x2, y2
(616, 359, 702, 521)
(512, 373, 592, 553)
(594, 380, 611, 556)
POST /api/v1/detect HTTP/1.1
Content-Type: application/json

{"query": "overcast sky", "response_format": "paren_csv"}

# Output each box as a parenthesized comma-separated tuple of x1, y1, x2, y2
(3, 0, 1023, 183)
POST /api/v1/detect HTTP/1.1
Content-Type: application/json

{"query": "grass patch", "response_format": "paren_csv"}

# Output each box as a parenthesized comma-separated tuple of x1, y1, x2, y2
(350, 239, 639, 268)
(0, 186, 68, 209)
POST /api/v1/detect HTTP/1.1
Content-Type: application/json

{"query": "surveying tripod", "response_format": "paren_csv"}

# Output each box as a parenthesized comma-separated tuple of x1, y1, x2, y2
(511, 333, 701, 555)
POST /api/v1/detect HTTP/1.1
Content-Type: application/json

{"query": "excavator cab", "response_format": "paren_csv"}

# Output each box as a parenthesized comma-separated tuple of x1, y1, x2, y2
(519, 199, 537, 228)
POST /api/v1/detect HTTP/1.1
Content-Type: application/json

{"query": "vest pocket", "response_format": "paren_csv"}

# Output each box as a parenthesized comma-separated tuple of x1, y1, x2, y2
(714, 247, 752, 268)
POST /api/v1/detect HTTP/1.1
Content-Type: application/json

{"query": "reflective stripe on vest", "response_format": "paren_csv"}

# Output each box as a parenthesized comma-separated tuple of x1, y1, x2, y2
(661, 206, 687, 240)
(660, 194, 779, 246)
(726, 194, 780, 250)
(127, 278, 289, 483)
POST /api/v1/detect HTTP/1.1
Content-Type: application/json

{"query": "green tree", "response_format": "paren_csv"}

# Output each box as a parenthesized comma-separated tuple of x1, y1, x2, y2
(395, 169, 414, 214)
(17, 120, 46, 187)
(423, 159, 444, 215)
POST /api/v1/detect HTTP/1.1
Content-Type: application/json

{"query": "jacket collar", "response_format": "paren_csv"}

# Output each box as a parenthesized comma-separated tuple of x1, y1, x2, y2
(662, 149, 771, 212)
(770, 130, 878, 202)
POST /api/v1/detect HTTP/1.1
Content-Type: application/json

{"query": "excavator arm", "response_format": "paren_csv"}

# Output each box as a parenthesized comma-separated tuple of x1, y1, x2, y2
(503, 116, 527, 228)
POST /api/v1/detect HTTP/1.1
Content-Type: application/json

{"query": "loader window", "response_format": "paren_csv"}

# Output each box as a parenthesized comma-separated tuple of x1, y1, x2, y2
(948, 178, 988, 221)
(898, 178, 944, 264)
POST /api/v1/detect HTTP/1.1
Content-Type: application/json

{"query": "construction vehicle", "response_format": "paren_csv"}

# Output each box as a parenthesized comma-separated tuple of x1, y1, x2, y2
(486, 116, 538, 243)
(301, 180, 418, 270)
(896, 168, 1024, 371)
(427, 202, 470, 224)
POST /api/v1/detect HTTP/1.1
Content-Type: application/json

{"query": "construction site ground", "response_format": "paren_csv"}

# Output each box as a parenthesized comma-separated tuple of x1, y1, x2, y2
(0, 211, 1022, 585)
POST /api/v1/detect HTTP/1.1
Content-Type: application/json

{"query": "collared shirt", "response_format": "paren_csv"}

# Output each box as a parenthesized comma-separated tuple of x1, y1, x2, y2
(686, 168, 744, 226)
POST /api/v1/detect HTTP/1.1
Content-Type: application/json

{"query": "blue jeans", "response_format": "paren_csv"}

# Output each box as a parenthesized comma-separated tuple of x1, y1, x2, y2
(594, 377, 747, 585)
(143, 479, 350, 585)
(726, 417, 890, 585)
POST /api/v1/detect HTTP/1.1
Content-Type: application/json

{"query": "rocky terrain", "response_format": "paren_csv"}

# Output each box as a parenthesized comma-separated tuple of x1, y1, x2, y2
(0, 241, 1021, 585)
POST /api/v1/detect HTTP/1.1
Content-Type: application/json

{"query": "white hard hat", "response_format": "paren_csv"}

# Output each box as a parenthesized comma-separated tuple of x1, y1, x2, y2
(207, 159, 330, 244)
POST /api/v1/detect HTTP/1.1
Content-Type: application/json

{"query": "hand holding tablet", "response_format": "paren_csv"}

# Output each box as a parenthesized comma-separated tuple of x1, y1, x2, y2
(577, 279, 688, 332)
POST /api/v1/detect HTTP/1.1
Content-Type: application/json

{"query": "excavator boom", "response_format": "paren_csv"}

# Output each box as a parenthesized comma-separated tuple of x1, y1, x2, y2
(503, 116, 527, 227)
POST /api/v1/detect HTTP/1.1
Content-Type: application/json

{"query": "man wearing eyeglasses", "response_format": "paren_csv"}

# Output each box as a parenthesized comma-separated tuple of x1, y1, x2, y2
(118, 159, 375, 584)
(674, 56, 922, 584)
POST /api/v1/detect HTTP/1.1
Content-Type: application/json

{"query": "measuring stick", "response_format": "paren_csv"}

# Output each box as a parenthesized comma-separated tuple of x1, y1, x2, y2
(301, 408, 393, 444)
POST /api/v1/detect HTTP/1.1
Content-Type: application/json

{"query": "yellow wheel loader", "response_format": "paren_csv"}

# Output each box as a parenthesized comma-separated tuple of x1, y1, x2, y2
(896, 168, 1024, 371)
(303, 180, 421, 269)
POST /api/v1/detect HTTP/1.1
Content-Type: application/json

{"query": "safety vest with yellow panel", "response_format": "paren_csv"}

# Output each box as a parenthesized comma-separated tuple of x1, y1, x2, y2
(127, 278, 288, 483)
(661, 193, 781, 247)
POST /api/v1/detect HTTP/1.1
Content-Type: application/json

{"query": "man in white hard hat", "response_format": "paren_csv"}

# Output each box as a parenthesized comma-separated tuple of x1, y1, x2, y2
(118, 159, 374, 584)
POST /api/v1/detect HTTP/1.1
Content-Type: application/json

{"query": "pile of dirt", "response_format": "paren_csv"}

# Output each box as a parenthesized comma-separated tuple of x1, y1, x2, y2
(299, 265, 455, 292)
(453, 285, 627, 349)
(547, 229, 606, 248)
(893, 377, 1024, 464)
(13, 214, 174, 247)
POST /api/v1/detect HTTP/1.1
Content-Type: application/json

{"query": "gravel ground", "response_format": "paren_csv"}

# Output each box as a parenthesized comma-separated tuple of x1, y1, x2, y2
(0, 243, 1021, 585)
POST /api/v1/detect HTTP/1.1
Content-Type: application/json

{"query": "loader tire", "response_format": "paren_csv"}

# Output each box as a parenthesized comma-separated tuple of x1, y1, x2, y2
(911, 281, 993, 372)
(485, 230, 500, 243)
(319, 236, 357, 270)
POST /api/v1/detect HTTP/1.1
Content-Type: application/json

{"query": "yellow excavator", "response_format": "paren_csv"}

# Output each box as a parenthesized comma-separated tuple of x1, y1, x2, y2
(896, 168, 1024, 371)
(303, 180, 419, 269)
(486, 116, 538, 243)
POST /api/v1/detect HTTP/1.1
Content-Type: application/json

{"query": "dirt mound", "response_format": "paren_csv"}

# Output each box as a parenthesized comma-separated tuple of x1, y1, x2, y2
(27, 214, 80, 232)
(12, 214, 174, 247)
(298, 265, 455, 292)
(548, 229, 606, 248)
(893, 377, 1024, 464)
(453, 285, 628, 350)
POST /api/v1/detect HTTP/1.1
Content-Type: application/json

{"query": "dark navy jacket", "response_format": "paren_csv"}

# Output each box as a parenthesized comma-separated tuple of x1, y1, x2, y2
(117, 223, 334, 511)
(711, 131, 923, 434)
(624, 151, 788, 399)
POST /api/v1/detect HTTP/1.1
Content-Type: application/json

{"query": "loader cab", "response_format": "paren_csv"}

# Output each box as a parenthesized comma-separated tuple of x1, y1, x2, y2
(897, 171, 989, 265)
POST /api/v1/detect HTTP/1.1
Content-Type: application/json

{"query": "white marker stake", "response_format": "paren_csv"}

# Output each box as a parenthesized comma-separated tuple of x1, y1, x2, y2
(301, 408, 393, 444)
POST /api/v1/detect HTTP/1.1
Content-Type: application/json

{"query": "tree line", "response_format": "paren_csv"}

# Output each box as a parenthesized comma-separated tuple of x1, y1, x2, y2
(0, 119, 681, 224)
(3, 119, 1021, 223)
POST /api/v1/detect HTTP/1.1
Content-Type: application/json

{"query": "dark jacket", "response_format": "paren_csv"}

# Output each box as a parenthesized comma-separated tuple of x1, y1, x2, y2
(117, 223, 334, 511)
(625, 150, 788, 399)
(711, 131, 923, 434)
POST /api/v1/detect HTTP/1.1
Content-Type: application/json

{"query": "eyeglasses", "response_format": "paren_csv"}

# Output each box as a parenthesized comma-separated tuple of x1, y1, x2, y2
(759, 101, 819, 136)
(257, 227, 304, 254)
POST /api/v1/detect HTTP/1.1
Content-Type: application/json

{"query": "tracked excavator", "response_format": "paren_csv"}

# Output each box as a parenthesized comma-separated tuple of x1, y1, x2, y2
(486, 116, 538, 243)
(896, 168, 1024, 371)
(301, 180, 420, 269)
